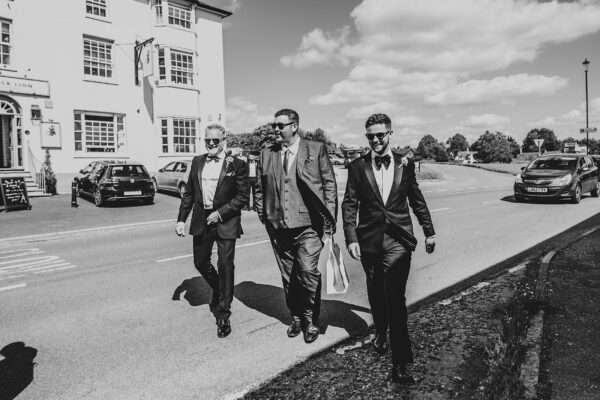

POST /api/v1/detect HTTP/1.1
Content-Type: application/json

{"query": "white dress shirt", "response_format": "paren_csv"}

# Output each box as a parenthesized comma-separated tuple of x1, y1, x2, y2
(202, 151, 225, 209)
(282, 136, 300, 173)
(371, 148, 395, 204)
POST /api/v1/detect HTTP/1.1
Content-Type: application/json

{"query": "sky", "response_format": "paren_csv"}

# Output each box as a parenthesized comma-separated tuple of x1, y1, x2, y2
(211, 0, 600, 148)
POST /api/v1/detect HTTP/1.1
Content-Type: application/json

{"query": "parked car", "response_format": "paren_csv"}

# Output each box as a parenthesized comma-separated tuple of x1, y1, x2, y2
(152, 160, 191, 197)
(77, 161, 155, 207)
(514, 153, 599, 203)
(591, 154, 600, 168)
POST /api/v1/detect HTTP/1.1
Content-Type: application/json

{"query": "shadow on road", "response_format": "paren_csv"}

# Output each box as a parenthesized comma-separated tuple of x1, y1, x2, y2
(0, 342, 38, 400)
(501, 194, 596, 204)
(234, 281, 371, 336)
(172, 277, 212, 306)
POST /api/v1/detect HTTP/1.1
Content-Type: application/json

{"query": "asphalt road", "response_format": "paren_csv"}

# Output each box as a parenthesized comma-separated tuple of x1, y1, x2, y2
(1, 164, 599, 400)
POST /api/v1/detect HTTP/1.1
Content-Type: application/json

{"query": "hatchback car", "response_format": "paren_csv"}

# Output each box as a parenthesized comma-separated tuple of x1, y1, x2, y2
(514, 154, 599, 203)
(152, 160, 191, 197)
(77, 161, 155, 206)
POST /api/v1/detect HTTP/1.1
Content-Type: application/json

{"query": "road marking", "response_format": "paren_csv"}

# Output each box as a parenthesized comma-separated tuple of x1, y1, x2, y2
(0, 248, 77, 276)
(430, 208, 451, 213)
(0, 283, 27, 292)
(0, 219, 174, 244)
(156, 239, 271, 263)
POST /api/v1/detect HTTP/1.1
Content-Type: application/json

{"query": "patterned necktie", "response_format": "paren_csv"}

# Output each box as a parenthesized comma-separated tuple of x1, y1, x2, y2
(374, 154, 391, 170)
(283, 149, 290, 175)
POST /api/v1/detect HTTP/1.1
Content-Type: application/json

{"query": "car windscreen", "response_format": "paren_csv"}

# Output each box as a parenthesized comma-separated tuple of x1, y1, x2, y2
(528, 157, 577, 170)
(108, 165, 149, 178)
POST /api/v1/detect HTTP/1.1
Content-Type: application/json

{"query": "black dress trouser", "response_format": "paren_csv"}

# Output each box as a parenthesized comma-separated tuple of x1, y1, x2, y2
(192, 224, 236, 321)
(267, 225, 323, 324)
(361, 232, 413, 365)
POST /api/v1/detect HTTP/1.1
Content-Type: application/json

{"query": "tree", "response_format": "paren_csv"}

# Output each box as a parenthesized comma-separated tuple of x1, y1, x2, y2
(470, 131, 513, 163)
(506, 136, 521, 158)
(446, 133, 469, 158)
(417, 134, 449, 161)
(522, 128, 560, 153)
(302, 128, 330, 144)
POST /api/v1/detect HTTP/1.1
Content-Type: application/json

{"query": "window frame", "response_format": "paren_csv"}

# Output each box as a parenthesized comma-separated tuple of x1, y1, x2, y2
(74, 110, 126, 153)
(0, 18, 12, 67)
(156, 46, 195, 88)
(159, 117, 198, 154)
(83, 35, 115, 83)
(85, 0, 109, 19)
(154, 0, 194, 30)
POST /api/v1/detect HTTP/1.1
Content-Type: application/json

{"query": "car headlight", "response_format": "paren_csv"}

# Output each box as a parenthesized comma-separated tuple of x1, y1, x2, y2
(550, 173, 572, 186)
(515, 174, 523, 184)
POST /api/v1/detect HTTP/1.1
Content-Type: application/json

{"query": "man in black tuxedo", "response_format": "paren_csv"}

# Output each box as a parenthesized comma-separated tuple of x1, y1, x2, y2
(176, 124, 249, 338)
(254, 108, 337, 344)
(342, 113, 436, 384)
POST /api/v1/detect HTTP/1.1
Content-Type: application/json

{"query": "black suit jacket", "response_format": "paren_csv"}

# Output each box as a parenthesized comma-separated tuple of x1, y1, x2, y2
(254, 138, 337, 234)
(342, 151, 435, 253)
(177, 154, 249, 239)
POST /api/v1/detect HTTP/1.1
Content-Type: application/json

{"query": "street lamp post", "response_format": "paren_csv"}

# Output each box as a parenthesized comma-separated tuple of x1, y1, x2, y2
(583, 58, 590, 155)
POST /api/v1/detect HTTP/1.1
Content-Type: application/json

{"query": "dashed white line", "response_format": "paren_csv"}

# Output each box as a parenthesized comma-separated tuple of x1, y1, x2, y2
(156, 239, 271, 263)
(430, 208, 451, 213)
(0, 282, 27, 292)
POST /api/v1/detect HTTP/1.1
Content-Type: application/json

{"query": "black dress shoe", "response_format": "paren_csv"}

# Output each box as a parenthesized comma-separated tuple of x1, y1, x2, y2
(287, 317, 302, 338)
(390, 364, 415, 385)
(373, 333, 388, 355)
(217, 319, 231, 338)
(303, 322, 320, 344)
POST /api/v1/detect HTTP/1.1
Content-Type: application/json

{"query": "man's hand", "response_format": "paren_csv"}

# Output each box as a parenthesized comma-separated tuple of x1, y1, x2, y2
(175, 222, 186, 237)
(425, 236, 436, 254)
(347, 242, 361, 260)
(206, 211, 221, 225)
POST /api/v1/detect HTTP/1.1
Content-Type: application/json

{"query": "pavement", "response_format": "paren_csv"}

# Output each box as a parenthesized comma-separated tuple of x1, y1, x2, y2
(1, 164, 599, 399)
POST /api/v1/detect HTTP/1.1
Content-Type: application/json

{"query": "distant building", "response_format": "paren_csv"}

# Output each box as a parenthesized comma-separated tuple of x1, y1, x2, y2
(0, 0, 230, 179)
(455, 150, 478, 164)
(562, 142, 587, 154)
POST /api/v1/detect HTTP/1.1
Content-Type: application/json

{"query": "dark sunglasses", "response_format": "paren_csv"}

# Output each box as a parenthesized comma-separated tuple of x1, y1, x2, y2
(365, 131, 391, 141)
(272, 122, 295, 130)
(204, 138, 222, 144)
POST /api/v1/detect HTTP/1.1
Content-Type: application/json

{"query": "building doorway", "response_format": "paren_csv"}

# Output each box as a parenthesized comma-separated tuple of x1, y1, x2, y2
(0, 96, 22, 169)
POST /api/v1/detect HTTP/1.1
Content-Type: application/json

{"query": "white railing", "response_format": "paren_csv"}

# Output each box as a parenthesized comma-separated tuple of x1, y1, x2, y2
(27, 145, 47, 193)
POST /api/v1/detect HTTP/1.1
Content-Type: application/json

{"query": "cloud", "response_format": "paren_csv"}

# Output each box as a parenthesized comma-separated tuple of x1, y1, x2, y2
(289, 0, 600, 107)
(532, 96, 600, 128)
(225, 96, 272, 133)
(426, 74, 567, 105)
(463, 113, 510, 128)
(281, 27, 351, 68)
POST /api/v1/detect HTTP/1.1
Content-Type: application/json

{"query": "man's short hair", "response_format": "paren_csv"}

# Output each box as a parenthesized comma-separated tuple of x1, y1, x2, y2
(365, 113, 392, 130)
(274, 108, 299, 124)
(205, 123, 226, 135)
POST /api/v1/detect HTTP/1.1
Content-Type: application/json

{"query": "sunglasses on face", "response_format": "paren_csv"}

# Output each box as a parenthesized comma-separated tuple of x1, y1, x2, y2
(365, 131, 391, 141)
(272, 122, 295, 130)
(204, 138, 222, 145)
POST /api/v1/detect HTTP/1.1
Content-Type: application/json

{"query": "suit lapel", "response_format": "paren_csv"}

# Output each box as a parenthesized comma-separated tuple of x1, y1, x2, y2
(385, 153, 404, 207)
(295, 138, 306, 177)
(196, 155, 207, 197)
(361, 153, 384, 205)
(216, 156, 227, 190)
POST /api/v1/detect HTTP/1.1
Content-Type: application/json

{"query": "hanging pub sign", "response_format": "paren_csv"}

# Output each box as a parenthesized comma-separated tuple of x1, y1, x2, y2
(0, 177, 32, 212)
(40, 121, 62, 149)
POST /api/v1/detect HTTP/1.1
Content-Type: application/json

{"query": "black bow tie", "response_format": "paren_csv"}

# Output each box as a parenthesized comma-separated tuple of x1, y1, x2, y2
(207, 154, 221, 162)
(374, 154, 391, 170)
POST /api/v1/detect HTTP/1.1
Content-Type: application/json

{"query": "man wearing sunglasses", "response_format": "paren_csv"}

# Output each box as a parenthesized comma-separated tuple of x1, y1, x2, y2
(176, 124, 249, 338)
(254, 108, 337, 344)
(342, 113, 435, 385)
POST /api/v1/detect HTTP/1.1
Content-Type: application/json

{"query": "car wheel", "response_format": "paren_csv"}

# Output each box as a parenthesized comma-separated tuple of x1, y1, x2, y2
(94, 189, 104, 207)
(571, 184, 582, 204)
(144, 197, 155, 205)
(591, 181, 600, 198)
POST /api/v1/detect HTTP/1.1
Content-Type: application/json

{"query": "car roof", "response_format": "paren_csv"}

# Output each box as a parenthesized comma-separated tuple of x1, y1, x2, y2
(93, 160, 146, 166)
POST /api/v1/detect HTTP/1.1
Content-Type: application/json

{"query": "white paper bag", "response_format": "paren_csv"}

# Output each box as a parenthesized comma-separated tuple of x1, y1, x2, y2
(319, 236, 349, 295)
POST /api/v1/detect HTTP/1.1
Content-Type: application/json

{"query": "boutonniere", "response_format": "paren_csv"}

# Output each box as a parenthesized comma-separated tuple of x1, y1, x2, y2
(225, 152, 235, 175)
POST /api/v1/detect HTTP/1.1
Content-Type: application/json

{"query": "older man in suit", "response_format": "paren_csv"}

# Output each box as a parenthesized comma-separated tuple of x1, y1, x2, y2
(176, 124, 249, 338)
(342, 113, 436, 384)
(254, 108, 337, 343)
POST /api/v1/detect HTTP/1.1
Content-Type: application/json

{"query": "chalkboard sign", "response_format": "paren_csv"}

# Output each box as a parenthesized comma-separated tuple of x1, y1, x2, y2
(0, 177, 32, 212)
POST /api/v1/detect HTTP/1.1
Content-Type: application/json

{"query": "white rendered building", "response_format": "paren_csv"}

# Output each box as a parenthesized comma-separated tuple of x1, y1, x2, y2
(0, 0, 230, 187)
